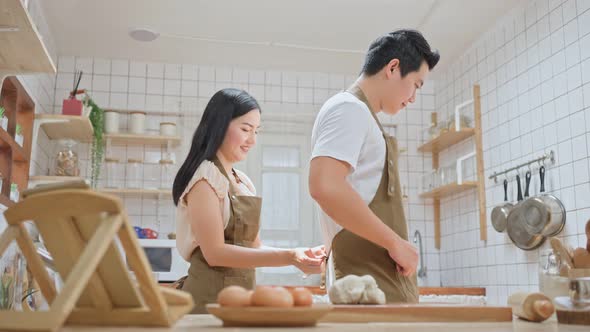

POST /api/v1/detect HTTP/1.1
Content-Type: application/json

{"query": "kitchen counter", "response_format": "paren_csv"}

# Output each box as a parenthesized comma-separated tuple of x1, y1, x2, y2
(58, 315, 588, 331)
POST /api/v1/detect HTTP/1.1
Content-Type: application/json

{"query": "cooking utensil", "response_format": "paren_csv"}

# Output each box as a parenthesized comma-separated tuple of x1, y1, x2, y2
(491, 179, 513, 232)
(507, 292, 554, 322)
(573, 220, 590, 268)
(521, 166, 566, 237)
(550, 237, 574, 277)
(507, 173, 546, 250)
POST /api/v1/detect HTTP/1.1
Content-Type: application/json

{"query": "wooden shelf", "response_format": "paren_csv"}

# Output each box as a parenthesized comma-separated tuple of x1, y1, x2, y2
(418, 128, 475, 153)
(419, 181, 478, 199)
(0, 127, 27, 162)
(36, 114, 94, 142)
(29, 175, 85, 184)
(418, 85, 486, 250)
(0, 193, 15, 207)
(105, 133, 181, 147)
(104, 108, 185, 117)
(99, 188, 172, 198)
(0, 0, 56, 73)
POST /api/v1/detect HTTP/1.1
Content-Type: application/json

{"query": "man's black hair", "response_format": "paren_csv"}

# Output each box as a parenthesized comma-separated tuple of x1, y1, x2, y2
(361, 29, 440, 77)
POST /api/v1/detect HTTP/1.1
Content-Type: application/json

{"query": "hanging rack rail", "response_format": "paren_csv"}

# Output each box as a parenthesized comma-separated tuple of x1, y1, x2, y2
(489, 150, 555, 183)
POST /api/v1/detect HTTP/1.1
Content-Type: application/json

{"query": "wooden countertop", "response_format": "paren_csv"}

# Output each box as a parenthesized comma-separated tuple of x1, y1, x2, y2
(273, 286, 487, 296)
(59, 315, 588, 331)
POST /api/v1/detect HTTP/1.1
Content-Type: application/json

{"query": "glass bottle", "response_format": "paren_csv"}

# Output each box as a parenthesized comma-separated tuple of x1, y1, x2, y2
(159, 159, 174, 189)
(53, 139, 79, 177)
(104, 157, 121, 188)
(427, 112, 439, 140)
(126, 159, 143, 189)
(538, 249, 569, 300)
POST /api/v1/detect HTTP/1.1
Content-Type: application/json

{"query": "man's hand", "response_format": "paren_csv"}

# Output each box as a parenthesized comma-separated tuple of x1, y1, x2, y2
(387, 236, 418, 277)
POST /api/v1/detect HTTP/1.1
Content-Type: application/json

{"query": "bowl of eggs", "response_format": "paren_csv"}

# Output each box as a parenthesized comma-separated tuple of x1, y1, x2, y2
(206, 285, 333, 327)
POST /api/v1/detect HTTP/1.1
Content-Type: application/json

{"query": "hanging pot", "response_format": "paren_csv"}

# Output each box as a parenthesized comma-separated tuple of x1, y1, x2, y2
(491, 179, 513, 232)
(521, 166, 566, 237)
(507, 172, 546, 250)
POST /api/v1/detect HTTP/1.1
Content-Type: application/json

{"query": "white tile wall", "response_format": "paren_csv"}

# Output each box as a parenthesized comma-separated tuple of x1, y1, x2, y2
(435, 0, 590, 305)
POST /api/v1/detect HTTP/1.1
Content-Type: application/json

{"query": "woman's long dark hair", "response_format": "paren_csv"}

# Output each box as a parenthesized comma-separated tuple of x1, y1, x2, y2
(173, 88, 260, 205)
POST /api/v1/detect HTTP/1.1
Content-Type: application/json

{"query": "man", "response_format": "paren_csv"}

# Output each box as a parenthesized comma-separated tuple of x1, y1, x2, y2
(309, 29, 439, 303)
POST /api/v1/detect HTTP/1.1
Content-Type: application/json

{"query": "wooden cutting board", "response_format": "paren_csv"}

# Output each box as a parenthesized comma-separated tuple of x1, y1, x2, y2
(320, 304, 513, 323)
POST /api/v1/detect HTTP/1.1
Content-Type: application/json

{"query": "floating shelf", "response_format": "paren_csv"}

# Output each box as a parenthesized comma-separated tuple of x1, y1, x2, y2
(36, 114, 94, 142)
(419, 181, 478, 199)
(418, 128, 475, 153)
(29, 175, 85, 184)
(0, 127, 27, 162)
(99, 188, 172, 198)
(0, 0, 56, 73)
(104, 133, 181, 147)
(103, 108, 185, 117)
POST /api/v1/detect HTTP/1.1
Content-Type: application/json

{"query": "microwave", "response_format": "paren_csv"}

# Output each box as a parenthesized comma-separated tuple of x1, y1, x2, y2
(130, 239, 189, 282)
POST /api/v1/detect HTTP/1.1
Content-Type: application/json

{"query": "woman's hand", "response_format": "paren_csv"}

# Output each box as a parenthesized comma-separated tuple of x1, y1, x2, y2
(304, 245, 327, 260)
(291, 248, 324, 275)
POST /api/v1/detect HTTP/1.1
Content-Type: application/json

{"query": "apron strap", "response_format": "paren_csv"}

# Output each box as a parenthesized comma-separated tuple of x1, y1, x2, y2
(346, 85, 387, 138)
(211, 156, 238, 196)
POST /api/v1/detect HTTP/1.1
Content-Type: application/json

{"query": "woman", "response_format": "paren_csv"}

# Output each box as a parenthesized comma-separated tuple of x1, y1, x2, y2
(173, 88, 325, 313)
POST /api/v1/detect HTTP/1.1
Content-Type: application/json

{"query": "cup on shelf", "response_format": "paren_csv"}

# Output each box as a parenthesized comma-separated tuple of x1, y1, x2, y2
(104, 110, 120, 134)
(159, 122, 176, 136)
(129, 111, 146, 135)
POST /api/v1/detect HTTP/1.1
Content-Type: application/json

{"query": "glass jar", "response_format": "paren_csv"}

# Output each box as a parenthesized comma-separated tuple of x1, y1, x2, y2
(538, 249, 569, 300)
(104, 157, 121, 188)
(53, 139, 79, 177)
(126, 159, 143, 188)
(427, 112, 439, 140)
(159, 159, 174, 189)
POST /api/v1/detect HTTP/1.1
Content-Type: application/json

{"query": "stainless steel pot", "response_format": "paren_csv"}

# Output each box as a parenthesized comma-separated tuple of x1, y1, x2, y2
(507, 172, 546, 250)
(521, 166, 566, 237)
(491, 179, 513, 232)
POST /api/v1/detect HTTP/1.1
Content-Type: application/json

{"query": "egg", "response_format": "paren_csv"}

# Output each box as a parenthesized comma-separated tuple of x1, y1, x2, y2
(290, 287, 313, 307)
(251, 286, 294, 307)
(217, 285, 252, 307)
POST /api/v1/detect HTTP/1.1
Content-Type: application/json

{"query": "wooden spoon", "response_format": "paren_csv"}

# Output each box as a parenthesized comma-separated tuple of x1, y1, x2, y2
(550, 238, 574, 276)
(572, 220, 590, 268)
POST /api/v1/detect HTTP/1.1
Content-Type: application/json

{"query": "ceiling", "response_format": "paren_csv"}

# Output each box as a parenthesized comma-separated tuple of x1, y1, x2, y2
(40, 0, 526, 76)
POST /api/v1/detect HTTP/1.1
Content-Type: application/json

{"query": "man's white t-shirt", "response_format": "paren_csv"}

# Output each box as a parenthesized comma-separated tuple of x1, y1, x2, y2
(310, 91, 386, 253)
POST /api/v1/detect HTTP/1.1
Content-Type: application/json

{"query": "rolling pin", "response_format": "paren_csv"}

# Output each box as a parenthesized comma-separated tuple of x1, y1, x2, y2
(572, 220, 590, 269)
(507, 292, 555, 322)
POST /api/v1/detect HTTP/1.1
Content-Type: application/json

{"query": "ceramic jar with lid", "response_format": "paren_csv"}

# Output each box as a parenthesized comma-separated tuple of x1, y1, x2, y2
(104, 110, 120, 133)
(129, 111, 146, 135)
(159, 122, 176, 136)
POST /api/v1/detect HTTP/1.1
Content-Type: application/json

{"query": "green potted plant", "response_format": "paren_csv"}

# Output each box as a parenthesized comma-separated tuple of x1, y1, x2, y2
(83, 96, 105, 188)
(15, 124, 23, 146)
(0, 106, 7, 131)
(0, 273, 14, 310)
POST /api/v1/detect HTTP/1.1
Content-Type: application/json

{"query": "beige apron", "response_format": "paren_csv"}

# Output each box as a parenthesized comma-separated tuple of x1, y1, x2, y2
(180, 157, 262, 314)
(330, 85, 418, 303)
